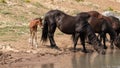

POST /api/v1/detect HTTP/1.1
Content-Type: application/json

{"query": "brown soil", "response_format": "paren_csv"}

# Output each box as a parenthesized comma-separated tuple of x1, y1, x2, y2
(0, 31, 112, 67)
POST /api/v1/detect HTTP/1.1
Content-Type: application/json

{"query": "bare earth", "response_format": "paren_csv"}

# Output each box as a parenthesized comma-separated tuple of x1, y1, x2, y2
(0, 30, 112, 67)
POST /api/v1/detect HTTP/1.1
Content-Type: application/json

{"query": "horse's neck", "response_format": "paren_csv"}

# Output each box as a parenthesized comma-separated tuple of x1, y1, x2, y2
(86, 25, 100, 45)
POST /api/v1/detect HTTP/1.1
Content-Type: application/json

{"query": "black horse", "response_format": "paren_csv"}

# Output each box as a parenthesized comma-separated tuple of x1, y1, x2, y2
(41, 10, 105, 54)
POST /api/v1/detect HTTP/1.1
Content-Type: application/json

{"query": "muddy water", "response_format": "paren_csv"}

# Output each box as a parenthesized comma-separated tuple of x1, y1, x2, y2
(4, 49, 120, 68)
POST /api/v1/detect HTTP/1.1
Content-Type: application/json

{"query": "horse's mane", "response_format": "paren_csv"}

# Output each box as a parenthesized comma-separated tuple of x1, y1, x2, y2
(49, 10, 74, 18)
(33, 17, 42, 22)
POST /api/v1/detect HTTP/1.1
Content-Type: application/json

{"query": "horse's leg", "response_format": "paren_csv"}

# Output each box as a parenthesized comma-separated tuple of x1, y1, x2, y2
(29, 32, 34, 47)
(29, 29, 34, 46)
(48, 24, 58, 48)
(110, 34, 114, 49)
(73, 33, 79, 51)
(110, 40, 114, 49)
(99, 33, 102, 42)
(103, 33, 107, 49)
(32, 31, 35, 47)
(29, 30, 31, 43)
(79, 33, 87, 53)
(100, 32, 107, 49)
(34, 31, 38, 48)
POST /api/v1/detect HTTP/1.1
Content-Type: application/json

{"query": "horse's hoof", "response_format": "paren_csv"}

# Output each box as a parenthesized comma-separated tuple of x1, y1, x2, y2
(98, 49, 106, 55)
(104, 46, 107, 49)
(100, 50, 106, 55)
(110, 46, 114, 49)
(81, 50, 88, 53)
(51, 45, 60, 50)
(72, 50, 77, 52)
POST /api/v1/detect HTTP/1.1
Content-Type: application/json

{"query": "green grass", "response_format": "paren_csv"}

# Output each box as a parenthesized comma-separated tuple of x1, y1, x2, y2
(1, 39, 17, 42)
(0, 26, 29, 36)
(0, 26, 29, 42)
(0, 0, 6, 3)
(23, 0, 31, 3)
(0, 10, 12, 15)
(76, 0, 84, 2)
(104, 7, 114, 11)
(0, 22, 5, 26)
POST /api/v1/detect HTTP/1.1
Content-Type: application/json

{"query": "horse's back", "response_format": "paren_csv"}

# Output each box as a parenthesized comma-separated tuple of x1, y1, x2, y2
(88, 11, 102, 18)
(44, 10, 76, 34)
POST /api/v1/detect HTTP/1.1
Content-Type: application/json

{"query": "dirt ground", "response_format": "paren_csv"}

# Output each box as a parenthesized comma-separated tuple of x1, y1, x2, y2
(0, 29, 112, 67)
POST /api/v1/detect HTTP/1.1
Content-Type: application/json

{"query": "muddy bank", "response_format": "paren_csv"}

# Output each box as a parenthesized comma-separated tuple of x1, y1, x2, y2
(0, 47, 92, 65)
(0, 34, 117, 68)
(0, 48, 120, 68)
(0, 43, 94, 66)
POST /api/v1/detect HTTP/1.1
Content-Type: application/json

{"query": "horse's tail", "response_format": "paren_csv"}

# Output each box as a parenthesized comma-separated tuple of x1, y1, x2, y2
(41, 17, 48, 42)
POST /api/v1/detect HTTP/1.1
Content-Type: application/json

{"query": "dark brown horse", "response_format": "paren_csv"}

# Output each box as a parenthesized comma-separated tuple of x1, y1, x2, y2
(88, 11, 120, 36)
(108, 16, 120, 36)
(87, 11, 120, 49)
(41, 10, 105, 54)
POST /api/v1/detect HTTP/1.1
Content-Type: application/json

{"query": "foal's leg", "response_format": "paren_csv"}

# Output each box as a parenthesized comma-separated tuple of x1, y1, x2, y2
(34, 31, 38, 48)
(79, 33, 87, 53)
(29, 29, 34, 46)
(29, 29, 32, 44)
(32, 31, 35, 46)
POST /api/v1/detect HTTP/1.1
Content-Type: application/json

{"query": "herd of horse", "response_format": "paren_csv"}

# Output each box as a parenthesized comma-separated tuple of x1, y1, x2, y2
(29, 10, 120, 54)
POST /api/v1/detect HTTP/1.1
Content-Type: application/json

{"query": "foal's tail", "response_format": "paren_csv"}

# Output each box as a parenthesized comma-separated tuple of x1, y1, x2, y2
(41, 17, 48, 42)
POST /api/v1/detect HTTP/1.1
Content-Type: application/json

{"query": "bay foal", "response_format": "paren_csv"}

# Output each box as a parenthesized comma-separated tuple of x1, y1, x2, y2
(29, 17, 42, 48)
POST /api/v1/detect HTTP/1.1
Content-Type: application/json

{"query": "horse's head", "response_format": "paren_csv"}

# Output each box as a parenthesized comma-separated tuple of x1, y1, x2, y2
(37, 17, 43, 28)
(92, 38, 106, 55)
(114, 35, 120, 49)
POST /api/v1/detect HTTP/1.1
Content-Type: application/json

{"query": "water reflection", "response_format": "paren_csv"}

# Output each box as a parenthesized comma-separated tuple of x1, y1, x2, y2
(7, 49, 120, 68)
(72, 49, 120, 68)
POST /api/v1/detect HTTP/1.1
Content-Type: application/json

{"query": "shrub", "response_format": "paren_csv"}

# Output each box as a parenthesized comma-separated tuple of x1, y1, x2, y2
(75, 0, 84, 2)
(0, 0, 6, 3)
(24, 0, 31, 3)
(107, 7, 114, 11)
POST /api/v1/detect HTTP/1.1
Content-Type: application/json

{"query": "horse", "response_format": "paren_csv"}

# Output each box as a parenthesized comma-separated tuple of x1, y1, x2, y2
(87, 11, 120, 49)
(88, 11, 120, 36)
(41, 10, 105, 54)
(29, 17, 43, 48)
(107, 16, 120, 36)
